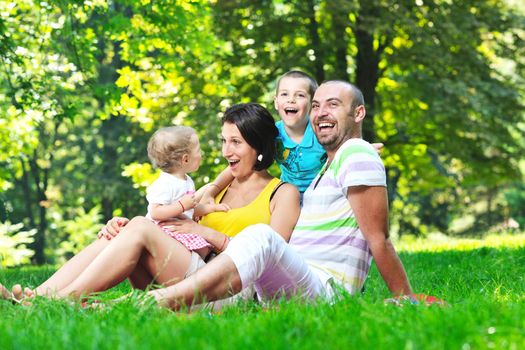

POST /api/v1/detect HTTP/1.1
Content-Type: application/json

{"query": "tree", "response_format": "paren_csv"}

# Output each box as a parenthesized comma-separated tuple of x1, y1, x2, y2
(209, 0, 524, 234)
(0, 0, 228, 263)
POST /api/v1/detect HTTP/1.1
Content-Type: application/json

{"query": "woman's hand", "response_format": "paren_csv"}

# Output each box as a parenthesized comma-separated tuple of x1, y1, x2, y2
(159, 217, 204, 235)
(97, 217, 129, 240)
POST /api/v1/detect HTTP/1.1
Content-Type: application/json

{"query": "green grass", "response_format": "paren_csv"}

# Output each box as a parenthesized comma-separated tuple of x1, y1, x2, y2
(1, 234, 524, 349)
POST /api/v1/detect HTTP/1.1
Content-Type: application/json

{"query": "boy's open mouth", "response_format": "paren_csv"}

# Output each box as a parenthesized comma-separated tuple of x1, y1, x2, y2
(284, 107, 298, 115)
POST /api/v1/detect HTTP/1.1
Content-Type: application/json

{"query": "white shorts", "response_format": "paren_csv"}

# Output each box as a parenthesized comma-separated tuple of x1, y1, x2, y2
(184, 251, 207, 278)
(223, 224, 331, 301)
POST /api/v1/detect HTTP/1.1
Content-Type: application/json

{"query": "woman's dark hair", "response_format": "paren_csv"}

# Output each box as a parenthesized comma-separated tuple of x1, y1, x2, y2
(221, 103, 278, 171)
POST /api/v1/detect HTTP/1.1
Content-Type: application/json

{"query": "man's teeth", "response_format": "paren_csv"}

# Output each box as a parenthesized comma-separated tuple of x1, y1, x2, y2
(319, 122, 335, 128)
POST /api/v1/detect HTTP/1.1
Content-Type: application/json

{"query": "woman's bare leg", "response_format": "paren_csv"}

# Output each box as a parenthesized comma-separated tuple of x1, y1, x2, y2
(34, 238, 111, 296)
(128, 251, 155, 290)
(0, 283, 12, 299)
(57, 217, 192, 298)
(150, 254, 242, 310)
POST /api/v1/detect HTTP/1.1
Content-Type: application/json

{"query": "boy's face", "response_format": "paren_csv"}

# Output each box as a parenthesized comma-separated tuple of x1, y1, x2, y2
(274, 77, 312, 130)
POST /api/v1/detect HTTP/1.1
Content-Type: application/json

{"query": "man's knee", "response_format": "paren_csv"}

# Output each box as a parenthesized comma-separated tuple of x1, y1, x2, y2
(231, 224, 285, 260)
(235, 224, 282, 246)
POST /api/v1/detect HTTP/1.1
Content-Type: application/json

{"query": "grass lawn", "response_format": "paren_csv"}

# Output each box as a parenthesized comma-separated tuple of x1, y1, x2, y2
(1, 233, 524, 349)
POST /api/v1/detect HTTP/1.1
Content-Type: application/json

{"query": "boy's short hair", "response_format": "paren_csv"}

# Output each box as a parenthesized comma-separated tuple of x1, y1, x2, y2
(147, 126, 196, 173)
(221, 103, 278, 171)
(276, 70, 318, 98)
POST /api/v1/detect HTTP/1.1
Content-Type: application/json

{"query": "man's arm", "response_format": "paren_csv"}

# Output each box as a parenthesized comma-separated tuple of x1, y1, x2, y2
(347, 185, 412, 296)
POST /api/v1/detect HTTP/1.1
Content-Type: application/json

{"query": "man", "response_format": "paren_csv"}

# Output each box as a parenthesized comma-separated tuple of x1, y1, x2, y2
(150, 80, 412, 309)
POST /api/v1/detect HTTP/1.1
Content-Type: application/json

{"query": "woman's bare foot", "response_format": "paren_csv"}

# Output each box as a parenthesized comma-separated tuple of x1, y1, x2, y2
(24, 287, 35, 298)
(12, 284, 23, 301)
(0, 283, 13, 300)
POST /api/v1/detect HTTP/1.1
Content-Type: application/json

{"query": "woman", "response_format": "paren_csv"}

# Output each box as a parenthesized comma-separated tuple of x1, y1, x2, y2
(2, 103, 300, 301)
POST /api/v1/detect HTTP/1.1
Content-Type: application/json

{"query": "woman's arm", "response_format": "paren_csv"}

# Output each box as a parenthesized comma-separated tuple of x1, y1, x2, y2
(268, 183, 301, 242)
(198, 167, 234, 204)
(159, 219, 231, 253)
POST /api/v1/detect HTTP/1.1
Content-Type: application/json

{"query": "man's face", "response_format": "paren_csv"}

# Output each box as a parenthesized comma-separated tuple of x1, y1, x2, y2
(310, 82, 355, 153)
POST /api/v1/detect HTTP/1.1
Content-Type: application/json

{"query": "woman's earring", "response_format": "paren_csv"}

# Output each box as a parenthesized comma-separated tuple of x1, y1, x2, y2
(257, 154, 263, 162)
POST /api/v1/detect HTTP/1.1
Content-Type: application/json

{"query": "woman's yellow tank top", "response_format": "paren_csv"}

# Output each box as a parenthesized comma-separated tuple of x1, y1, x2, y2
(199, 177, 281, 237)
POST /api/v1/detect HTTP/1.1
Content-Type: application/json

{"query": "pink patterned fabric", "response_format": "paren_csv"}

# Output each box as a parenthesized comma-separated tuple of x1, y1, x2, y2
(162, 227, 212, 250)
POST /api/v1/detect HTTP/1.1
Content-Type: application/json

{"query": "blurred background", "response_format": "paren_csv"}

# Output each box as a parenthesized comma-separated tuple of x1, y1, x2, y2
(0, 0, 523, 265)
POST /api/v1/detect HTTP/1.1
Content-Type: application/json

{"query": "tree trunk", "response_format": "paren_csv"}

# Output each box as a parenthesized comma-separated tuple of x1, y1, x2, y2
(327, 2, 350, 80)
(306, 0, 325, 83)
(29, 151, 48, 264)
(95, 2, 130, 222)
(354, 7, 380, 143)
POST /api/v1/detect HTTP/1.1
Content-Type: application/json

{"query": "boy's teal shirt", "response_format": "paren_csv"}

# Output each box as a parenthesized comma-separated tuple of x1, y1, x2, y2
(275, 120, 327, 193)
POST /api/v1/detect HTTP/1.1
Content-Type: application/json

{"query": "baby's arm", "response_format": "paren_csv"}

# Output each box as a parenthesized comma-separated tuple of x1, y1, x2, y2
(198, 167, 234, 205)
(149, 193, 196, 221)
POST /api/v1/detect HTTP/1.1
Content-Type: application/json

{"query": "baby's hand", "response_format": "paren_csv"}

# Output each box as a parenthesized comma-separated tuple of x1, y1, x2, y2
(179, 193, 197, 212)
(200, 190, 216, 206)
(213, 203, 230, 212)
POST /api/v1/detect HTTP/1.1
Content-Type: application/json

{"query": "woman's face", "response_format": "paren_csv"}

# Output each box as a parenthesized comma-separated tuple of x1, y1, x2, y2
(221, 122, 258, 179)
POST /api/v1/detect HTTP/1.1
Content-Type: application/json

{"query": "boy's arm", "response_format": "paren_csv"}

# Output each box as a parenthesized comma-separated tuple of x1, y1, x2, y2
(149, 193, 196, 221)
(198, 167, 234, 204)
(347, 185, 412, 296)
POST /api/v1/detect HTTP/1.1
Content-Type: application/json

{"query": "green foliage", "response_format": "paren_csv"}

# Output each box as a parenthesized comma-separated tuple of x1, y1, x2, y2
(504, 182, 525, 228)
(0, 0, 227, 262)
(50, 206, 102, 263)
(0, 222, 35, 267)
(0, 0, 524, 261)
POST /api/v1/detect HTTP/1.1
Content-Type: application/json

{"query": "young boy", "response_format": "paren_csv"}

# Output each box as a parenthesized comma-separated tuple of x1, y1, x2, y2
(273, 70, 326, 194)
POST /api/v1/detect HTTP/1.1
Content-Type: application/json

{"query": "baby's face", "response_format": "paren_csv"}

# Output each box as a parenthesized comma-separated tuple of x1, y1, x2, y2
(274, 77, 312, 130)
(186, 133, 202, 173)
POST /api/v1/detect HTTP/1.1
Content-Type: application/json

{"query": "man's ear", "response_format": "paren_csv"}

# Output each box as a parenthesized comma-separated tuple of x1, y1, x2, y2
(354, 105, 366, 123)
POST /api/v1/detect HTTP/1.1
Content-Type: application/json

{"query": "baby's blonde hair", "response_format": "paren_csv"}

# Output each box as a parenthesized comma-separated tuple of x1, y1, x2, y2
(147, 126, 197, 173)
